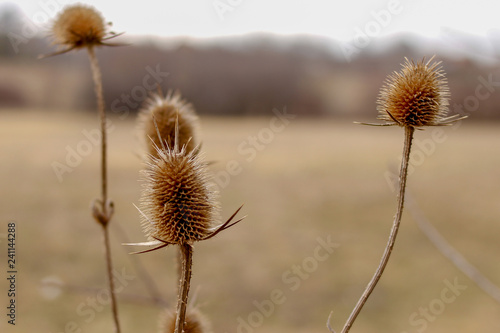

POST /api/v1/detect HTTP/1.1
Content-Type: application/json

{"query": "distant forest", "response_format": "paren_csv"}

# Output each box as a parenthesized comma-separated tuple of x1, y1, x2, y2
(1, 6, 500, 120)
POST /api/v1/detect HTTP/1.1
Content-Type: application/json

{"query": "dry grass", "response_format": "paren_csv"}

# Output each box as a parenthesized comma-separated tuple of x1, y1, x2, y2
(0, 109, 499, 333)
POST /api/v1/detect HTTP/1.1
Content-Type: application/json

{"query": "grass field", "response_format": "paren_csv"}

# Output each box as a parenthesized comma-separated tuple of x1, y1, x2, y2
(1, 109, 499, 333)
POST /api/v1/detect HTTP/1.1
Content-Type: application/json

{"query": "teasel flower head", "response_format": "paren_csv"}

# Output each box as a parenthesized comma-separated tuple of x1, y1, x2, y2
(127, 121, 245, 254)
(159, 307, 211, 333)
(43, 4, 123, 57)
(138, 90, 200, 159)
(141, 143, 217, 244)
(362, 57, 466, 128)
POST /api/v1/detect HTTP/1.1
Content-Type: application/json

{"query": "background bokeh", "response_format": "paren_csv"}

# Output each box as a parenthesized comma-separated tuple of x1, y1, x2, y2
(1, 1, 499, 332)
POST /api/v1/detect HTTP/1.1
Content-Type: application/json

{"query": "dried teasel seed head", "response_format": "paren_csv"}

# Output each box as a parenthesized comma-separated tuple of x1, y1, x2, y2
(159, 308, 211, 333)
(377, 57, 454, 127)
(138, 91, 200, 159)
(51, 4, 108, 49)
(140, 144, 218, 245)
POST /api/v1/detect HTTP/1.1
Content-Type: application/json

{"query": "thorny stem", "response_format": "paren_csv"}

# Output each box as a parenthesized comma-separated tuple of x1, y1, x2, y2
(334, 126, 414, 333)
(87, 46, 121, 333)
(175, 243, 194, 333)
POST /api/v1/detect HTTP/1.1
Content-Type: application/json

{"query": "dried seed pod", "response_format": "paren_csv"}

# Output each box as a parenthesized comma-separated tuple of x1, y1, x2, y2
(159, 307, 211, 333)
(140, 144, 218, 245)
(43, 4, 123, 57)
(52, 4, 108, 49)
(377, 57, 458, 127)
(138, 91, 200, 159)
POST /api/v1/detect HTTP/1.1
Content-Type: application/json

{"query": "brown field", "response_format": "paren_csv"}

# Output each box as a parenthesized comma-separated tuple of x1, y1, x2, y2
(1, 109, 499, 333)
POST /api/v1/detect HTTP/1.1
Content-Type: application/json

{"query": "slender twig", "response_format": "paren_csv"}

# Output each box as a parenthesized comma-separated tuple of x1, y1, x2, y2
(175, 243, 193, 333)
(406, 193, 500, 304)
(332, 126, 414, 333)
(87, 46, 121, 333)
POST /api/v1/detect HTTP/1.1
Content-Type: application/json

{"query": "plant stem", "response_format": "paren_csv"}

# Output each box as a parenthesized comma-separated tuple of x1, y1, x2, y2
(87, 46, 121, 333)
(175, 243, 194, 333)
(102, 225, 121, 333)
(87, 46, 107, 204)
(338, 126, 414, 333)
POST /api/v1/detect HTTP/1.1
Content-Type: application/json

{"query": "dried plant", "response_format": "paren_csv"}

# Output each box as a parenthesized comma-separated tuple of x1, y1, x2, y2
(159, 307, 212, 333)
(138, 90, 200, 159)
(137, 89, 205, 290)
(46, 4, 122, 57)
(127, 120, 244, 333)
(374, 57, 459, 127)
(139, 143, 218, 245)
(329, 57, 466, 333)
(42, 4, 124, 333)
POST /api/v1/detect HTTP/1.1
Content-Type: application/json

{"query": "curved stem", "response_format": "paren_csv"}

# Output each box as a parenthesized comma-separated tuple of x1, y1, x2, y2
(175, 243, 193, 333)
(337, 126, 414, 333)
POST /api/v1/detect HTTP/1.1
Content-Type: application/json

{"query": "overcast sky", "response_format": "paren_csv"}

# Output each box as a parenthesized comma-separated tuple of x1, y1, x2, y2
(4, 0, 500, 42)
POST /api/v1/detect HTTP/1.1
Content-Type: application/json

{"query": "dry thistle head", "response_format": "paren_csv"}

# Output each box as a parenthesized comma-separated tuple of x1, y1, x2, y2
(373, 57, 464, 128)
(140, 144, 218, 245)
(46, 4, 121, 56)
(128, 118, 245, 254)
(138, 91, 199, 159)
(159, 308, 211, 333)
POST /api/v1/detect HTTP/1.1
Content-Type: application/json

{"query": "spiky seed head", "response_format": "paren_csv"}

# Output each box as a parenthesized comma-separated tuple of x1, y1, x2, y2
(377, 57, 450, 127)
(51, 4, 108, 49)
(140, 144, 218, 245)
(138, 91, 199, 159)
(159, 308, 211, 333)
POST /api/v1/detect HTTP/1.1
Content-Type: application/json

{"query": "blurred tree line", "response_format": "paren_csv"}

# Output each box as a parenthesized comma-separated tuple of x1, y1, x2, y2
(1, 4, 499, 120)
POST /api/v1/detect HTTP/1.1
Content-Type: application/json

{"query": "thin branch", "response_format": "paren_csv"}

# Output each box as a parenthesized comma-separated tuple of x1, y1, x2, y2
(333, 126, 415, 333)
(327, 311, 336, 333)
(406, 193, 500, 305)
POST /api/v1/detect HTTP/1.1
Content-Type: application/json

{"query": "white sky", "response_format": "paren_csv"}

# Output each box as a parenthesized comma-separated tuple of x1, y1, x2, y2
(3, 0, 500, 42)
